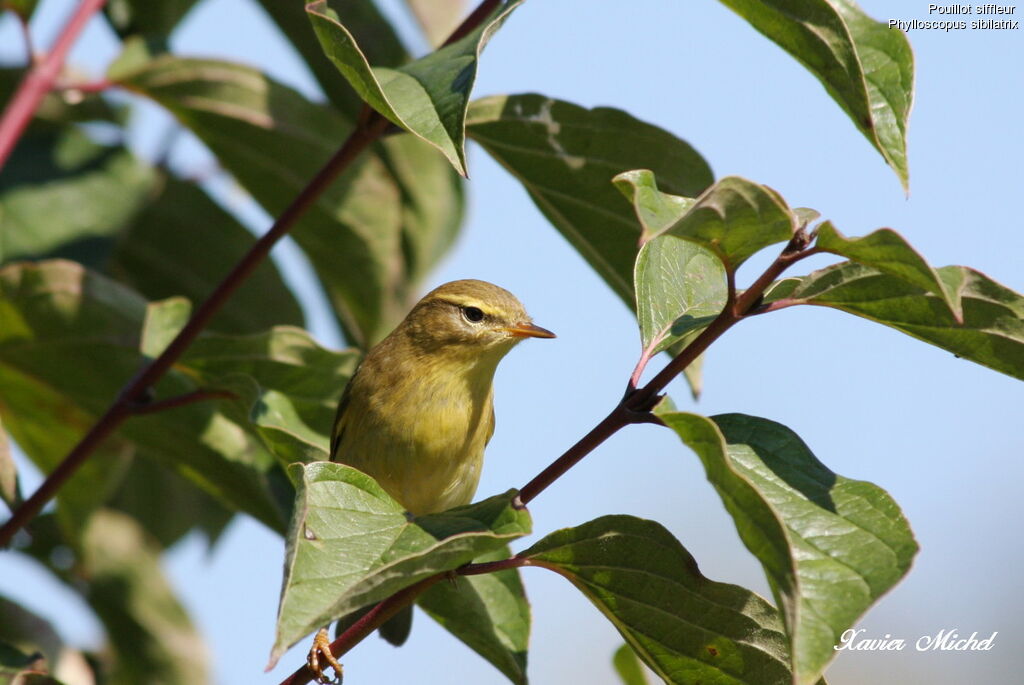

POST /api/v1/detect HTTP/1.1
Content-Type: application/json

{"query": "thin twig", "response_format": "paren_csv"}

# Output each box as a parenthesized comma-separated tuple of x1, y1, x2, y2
(278, 556, 532, 685)
(0, 111, 389, 547)
(0, 0, 108, 170)
(277, 575, 444, 685)
(517, 234, 822, 506)
(127, 389, 237, 415)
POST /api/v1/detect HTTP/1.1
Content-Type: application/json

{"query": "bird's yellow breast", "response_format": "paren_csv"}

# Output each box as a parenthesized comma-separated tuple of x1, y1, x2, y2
(331, 347, 499, 515)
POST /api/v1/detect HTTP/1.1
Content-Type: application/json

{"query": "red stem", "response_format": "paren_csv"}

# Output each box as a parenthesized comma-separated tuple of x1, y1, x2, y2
(0, 0, 108, 170)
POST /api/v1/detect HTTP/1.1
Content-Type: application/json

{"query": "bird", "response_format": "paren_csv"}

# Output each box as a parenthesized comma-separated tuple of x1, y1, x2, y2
(307, 279, 554, 683)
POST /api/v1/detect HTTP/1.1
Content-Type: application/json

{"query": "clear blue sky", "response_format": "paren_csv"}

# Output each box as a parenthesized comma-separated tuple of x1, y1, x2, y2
(1, 1, 1021, 684)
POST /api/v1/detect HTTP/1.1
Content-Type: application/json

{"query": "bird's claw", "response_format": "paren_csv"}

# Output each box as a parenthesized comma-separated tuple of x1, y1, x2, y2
(307, 627, 342, 684)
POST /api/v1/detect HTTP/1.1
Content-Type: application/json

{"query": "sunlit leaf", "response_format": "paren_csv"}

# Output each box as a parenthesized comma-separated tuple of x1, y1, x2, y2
(773, 261, 1024, 381)
(269, 462, 531, 668)
(523, 515, 799, 684)
(615, 171, 795, 271)
(655, 409, 917, 684)
(467, 94, 713, 307)
(718, 0, 913, 189)
(814, 222, 962, 321)
(306, 0, 523, 175)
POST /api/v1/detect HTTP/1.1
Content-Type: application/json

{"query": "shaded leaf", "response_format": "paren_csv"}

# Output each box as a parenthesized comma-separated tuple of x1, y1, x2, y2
(0, 126, 156, 267)
(0, 351, 135, 540)
(814, 222, 962, 321)
(107, 455, 233, 549)
(615, 171, 795, 271)
(0, 260, 291, 532)
(0, 414, 18, 510)
(612, 644, 648, 685)
(418, 545, 529, 685)
(0, 595, 63, 668)
(522, 515, 797, 685)
(78, 510, 209, 684)
(718, 0, 913, 189)
(109, 52, 447, 347)
(655, 409, 917, 684)
(269, 462, 531, 667)
(107, 175, 305, 335)
(104, 0, 200, 38)
(307, 0, 523, 175)
(775, 261, 1024, 381)
(255, 0, 407, 116)
(467, 94, 713, 308)
(377, 133, 465, 287)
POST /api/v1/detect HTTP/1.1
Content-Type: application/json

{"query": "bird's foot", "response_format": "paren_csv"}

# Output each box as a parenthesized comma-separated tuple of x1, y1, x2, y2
(307, 627, 342, 684)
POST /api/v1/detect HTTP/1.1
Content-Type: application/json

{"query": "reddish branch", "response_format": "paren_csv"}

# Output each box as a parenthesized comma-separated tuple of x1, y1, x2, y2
(278, 233, 822, 684)
(0, 0, 109, 170)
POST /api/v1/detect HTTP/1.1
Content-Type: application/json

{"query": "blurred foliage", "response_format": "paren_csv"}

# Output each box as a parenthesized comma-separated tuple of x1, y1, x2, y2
(1, 1, 1020, 685)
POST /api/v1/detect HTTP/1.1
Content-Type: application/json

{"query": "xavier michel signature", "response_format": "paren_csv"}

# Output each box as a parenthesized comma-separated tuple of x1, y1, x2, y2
(835, 628, 997, 652)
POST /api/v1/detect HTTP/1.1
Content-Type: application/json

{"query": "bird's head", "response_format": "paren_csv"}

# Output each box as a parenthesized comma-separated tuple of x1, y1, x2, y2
(400, 279, 555, 358)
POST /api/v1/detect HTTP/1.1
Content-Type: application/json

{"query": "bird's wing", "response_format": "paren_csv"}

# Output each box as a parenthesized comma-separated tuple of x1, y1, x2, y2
(485, 401, 496, 446)
(329, 377, 354, 460)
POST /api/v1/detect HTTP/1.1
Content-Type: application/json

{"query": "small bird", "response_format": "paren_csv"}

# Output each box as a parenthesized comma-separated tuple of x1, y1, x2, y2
(308, 279, 554, 682)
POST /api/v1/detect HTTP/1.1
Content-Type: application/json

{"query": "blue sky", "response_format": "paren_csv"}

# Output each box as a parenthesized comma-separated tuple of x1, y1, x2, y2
(1, 1, 1022, 683)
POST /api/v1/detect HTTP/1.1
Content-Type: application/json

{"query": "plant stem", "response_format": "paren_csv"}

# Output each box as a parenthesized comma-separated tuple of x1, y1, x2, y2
(0, 0, 108, 170)
(0, 111, 388, 547)
(127, 389, 238, 415)
(277, 574, 444, 685)
(517, 232, 817, 506)
(279, 556, 532, 685)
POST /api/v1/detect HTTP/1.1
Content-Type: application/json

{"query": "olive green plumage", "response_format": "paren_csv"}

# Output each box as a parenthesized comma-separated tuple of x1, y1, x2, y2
(330, 279, 554, 514)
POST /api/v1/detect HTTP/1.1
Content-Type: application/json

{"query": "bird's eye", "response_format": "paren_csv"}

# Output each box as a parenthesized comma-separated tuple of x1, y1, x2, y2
(462, 306, 485, 323)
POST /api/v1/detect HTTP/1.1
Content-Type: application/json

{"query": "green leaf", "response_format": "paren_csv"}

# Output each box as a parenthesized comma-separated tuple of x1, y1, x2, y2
(251, 389, 331, 467)
(110, 53, 457, 347)
(718, 0, 913, 189)
(615, 172, 795, 271)
(404, 0, 467, 46)
(634, 235, 726, 398)
(0, 349, 135, 540)
(635, 233, 726, 367)
(467, 94, 713, 308)
(269, 462, 531, 668)
(78, 510, 209, 684)
(107, 175, 305, 335)
(378, 133, 465, 287)
(104, 0, 200, 38)
(655, 410, 917, 684)
(107, 455, 233, 549)
(182, 326, 359, 431)
(814, 222, 962, 321)
(612, 644, 648, 685)
(255, 0, 408, 116)
(0, 126, 156, 267)
(0, 260, 291, 532)
(776, 261, 1024, 381)
(522, 515, 797, 685)
(0, 595, 63, 669)
(306, 0, 522, 176)
(0, 414, 18, 510)
(0, 0, 39, 20)
(418, 545, 529, 685)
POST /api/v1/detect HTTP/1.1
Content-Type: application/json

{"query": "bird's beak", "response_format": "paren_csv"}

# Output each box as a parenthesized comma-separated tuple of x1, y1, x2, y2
(504, 322, 556, 339)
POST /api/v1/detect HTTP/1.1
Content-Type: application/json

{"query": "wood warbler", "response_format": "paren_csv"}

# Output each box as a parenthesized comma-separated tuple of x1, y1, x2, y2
(308, 280, 553, 679)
